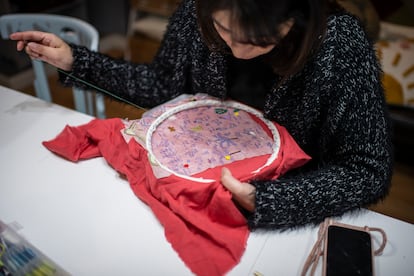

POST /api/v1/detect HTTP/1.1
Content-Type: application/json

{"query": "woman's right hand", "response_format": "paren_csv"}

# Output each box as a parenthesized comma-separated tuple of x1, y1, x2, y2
(10, 31, 74, 71)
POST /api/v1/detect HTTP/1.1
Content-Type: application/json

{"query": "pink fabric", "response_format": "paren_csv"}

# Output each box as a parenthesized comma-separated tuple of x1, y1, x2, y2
(43, 118, 310, 275)
(127, 103, 276, 179)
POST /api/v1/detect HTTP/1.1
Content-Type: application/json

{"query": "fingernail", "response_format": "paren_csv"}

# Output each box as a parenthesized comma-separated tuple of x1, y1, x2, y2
(28, 42, 40, 50)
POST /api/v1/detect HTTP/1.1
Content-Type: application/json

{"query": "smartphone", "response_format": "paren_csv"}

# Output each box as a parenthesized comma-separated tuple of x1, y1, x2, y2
(323, 224, 374, 276)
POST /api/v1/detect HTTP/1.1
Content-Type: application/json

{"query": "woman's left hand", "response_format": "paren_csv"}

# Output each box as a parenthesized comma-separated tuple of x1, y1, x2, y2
(221, 167, 256, 212)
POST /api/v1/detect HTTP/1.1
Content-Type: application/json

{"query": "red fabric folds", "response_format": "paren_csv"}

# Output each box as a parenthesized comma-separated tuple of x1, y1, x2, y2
(42, 118, 310, 276)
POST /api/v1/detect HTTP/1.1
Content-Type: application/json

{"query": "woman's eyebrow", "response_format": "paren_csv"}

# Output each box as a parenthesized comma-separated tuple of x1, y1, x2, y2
(212, 18, 232, 33)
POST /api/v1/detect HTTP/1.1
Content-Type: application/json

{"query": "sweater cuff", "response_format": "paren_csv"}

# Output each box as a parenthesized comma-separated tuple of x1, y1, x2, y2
(246, 179, 285, 230)
(58, 44, 91, 89)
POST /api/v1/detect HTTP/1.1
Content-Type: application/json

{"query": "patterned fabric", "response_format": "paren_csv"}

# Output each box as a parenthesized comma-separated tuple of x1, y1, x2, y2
(122, 94, 279, 181)
(42, 101, 310, 275)
(60, 0, 393, 230)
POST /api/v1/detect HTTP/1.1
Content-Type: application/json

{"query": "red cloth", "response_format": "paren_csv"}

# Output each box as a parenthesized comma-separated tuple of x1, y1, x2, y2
(43, 118, 310, 275)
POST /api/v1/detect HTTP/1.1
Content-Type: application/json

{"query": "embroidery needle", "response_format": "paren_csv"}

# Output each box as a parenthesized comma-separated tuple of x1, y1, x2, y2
(225, 150, 241, 160)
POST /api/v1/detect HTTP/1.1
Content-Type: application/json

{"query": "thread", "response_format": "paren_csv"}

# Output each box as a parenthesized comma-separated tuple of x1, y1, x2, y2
(57, 68, 147, 111)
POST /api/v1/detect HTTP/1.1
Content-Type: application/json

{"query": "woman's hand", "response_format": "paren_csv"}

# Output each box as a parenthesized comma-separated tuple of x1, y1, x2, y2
(221, 167, 256, 212)
(10, 31, 74, 71)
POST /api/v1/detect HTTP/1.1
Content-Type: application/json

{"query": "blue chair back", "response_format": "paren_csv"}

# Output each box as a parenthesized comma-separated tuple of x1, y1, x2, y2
(0, 13, 105, 118)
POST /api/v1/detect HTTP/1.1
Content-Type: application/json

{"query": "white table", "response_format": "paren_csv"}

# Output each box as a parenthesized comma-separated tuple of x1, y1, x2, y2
(1, 85, 413, 275)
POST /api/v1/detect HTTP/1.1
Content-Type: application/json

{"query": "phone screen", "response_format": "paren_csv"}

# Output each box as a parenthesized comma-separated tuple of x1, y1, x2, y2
(325, 225, 373, 276)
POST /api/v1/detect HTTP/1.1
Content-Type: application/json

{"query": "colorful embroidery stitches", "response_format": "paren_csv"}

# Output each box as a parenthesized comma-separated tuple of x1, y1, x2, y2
(122, 94, 280, 182)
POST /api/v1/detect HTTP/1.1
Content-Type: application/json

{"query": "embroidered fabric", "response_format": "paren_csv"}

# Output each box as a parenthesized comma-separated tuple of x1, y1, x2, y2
(43, 94, 311, 276)
(122, 94, 280, 182)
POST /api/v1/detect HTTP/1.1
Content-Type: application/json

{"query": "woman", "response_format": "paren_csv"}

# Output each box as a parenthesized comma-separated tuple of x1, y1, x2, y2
(10, 0, 393, 230)
(337, 0, 380, 41)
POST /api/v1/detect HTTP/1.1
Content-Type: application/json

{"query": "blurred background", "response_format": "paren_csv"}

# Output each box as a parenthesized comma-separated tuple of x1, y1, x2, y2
(0, 0, 413, 116)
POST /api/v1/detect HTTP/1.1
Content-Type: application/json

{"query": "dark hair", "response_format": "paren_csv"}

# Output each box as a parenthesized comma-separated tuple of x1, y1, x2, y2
(196, 0, 340, 77)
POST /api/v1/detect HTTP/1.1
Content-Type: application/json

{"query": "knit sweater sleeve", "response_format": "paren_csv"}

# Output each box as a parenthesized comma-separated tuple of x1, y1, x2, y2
(248, 15, 393, 230)
(59, 0, 198, 108)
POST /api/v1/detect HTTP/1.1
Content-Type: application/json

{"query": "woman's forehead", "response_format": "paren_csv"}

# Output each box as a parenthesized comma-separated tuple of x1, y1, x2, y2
(212, 10, 251, 41)
(211, 9, 290, 45)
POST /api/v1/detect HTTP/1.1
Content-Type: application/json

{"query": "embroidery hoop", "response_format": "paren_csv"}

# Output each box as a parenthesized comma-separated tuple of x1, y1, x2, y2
(146, 99, 281, 183)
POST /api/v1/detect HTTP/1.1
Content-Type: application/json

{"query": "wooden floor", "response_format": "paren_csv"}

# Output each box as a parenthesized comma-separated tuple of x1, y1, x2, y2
(18, 49, 414, 226)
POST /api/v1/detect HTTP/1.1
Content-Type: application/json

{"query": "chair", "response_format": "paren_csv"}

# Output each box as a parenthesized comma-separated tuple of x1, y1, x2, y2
(126, 0, 180, 62)
(0, 13, 106, 118)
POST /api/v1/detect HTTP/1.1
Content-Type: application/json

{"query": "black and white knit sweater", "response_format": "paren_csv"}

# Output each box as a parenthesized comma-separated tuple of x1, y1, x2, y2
(61, 0, 393, 230)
